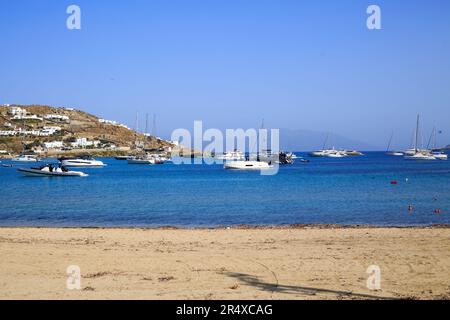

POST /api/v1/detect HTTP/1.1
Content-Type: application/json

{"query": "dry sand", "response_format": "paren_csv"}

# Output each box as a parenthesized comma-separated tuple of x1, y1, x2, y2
(0, 227, 449, 300)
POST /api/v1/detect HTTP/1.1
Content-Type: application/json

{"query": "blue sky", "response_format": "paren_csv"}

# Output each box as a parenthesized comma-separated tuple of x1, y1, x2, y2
(1, 0, 449, 148)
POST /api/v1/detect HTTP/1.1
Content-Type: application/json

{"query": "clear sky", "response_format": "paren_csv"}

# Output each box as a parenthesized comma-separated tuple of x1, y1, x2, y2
(1, 0, 449, 148)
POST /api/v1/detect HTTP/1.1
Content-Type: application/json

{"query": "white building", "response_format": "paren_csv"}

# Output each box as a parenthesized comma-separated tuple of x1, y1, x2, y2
(11, 114, 43, 121)
(8, 107, 27, 117)
(70, 138, 101, 148)
(99, 118, 118, 125)
(41, 126, 61, 136)
(44, 114, 70, 121)
(44, 141, 64, 149)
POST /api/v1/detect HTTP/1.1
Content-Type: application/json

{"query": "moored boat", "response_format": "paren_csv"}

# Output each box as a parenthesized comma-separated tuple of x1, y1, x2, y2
(59, 156, 105, 167)
(18, 164, 88, 177)
(12, 154, 40, 162)
(224, 160, 273, 170)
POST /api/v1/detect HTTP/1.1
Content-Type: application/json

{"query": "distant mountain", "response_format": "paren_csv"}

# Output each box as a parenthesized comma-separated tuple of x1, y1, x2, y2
(279, 128, 380, 151)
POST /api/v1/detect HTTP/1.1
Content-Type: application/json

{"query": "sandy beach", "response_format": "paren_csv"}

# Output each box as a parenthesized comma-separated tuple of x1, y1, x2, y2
(0, 226, 449, 300)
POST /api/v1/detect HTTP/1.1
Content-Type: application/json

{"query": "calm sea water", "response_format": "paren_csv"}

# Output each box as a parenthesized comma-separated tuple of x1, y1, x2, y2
(1, 152, 450, 227)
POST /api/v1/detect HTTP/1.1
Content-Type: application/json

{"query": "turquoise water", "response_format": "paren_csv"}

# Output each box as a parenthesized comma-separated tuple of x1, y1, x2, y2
(1, 152, 450, 227)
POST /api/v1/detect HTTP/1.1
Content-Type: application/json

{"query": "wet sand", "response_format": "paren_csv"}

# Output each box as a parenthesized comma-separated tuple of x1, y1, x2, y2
(0, 227, 449, 300)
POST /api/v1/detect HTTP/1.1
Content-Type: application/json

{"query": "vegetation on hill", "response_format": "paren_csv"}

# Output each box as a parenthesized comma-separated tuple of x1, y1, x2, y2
(0, 105, 172, 155)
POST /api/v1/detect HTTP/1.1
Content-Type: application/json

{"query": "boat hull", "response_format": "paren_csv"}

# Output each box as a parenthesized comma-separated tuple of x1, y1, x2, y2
(224, 161, 273, 170)
(61, 160, 105, 167)
(18, 168, 88, 177)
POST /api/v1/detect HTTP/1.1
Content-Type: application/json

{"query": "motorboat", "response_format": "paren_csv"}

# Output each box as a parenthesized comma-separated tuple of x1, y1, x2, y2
(386, 151, 404, 156)
(18, 164, 88, 177)
(224, 160, 273, 170)
(59, 156, 105, 167)
(216, 150, 245, 161)
(11, 154, 40, 162)
(431, 152, 448, 160)
(309, 148, 346, 158)
(127, 156, 155, 164)
(115, 155, 133, 160)
(344, 150, 364, 156)
(287, 152, 299, 159)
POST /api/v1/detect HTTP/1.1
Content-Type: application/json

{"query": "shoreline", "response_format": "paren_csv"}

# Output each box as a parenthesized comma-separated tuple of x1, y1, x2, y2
(1, 223, 450, 230)
(1, 226, 450, 299)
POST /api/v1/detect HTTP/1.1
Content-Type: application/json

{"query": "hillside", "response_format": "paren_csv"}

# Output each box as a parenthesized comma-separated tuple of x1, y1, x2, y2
(0, 104, 172, 156)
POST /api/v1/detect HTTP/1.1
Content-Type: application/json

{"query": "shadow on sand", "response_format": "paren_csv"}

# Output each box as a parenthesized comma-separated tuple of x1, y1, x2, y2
(225, 272, 395, 300)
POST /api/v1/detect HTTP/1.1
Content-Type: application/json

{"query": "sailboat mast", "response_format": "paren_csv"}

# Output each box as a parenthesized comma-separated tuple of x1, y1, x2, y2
(322, 133, 329, 150)
(387, 131, 394, 152)
(414, 114, 420, 152)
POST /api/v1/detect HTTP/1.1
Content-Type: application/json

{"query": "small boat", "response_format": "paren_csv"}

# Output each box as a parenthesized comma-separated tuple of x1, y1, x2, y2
(18, 164, 88, 177)
(224, 160, 273, 170)
(431, 152, 448, 160)
(59, 156, 105, 167)
(12, 154, 40, 162)
(386, 132, 404, 156)
(115, 156, 133, 160)
(387, 151, 404, 156)
(127, 156, 155, 164)
(287, 152, 299, 159)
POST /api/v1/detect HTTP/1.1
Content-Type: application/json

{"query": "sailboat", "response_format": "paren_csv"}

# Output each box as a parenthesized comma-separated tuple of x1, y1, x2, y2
(404, 115, 436, 160)
(386, 131, 404, 156)
(428, 127, 448, 160)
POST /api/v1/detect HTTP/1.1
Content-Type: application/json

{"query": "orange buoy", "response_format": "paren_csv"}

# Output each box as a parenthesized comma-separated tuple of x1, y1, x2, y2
(434, 209, 441, 214)
(391, 180, 398, 185)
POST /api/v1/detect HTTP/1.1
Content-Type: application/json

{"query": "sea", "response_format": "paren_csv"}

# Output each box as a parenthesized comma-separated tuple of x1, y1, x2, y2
(1, 152, 450, 227)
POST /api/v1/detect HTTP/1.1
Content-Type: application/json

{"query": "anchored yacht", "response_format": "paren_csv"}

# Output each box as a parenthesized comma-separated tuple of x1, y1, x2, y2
(12, 154, 40, 162)
(224, 160, 273, 170)
(59, 156, 105, 167)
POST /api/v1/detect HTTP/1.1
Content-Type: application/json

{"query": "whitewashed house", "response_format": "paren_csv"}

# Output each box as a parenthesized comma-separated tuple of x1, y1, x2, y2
(44, 141, 64, 149)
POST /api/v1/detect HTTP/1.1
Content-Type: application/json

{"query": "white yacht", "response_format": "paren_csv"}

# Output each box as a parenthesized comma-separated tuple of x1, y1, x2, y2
(18, 164, 88, 177)
(216, 150, 245, 161)
(59, 156, 105, 167)
(12, 154, 40, 162)
(224, 160, 273, 170)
